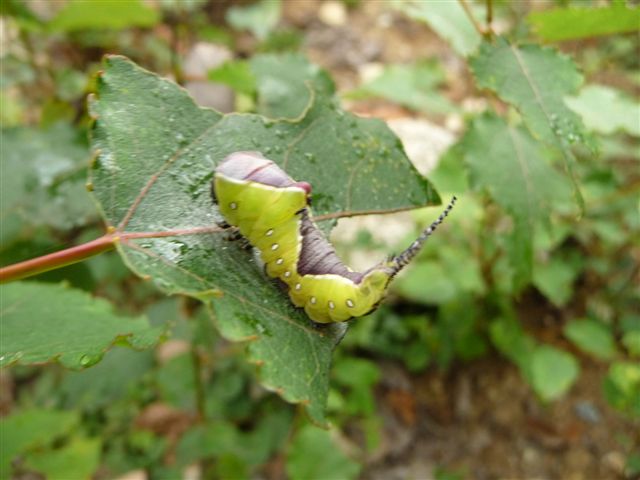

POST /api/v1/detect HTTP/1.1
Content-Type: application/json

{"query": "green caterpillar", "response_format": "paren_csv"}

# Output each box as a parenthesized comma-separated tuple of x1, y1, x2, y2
(213, 151, 456, 323)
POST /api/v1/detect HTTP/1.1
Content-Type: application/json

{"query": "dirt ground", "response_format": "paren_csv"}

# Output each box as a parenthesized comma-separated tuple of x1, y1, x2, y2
(364, 356, 635, 480)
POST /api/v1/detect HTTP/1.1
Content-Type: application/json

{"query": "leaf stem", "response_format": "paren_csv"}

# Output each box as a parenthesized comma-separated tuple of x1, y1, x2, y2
(458, 0, 485, 38)
(1, 202, 441, 284)
(0, 226, 225, 284)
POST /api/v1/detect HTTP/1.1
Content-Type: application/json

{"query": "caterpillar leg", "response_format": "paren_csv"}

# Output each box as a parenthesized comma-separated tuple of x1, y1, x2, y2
(228, 234, 252, 250)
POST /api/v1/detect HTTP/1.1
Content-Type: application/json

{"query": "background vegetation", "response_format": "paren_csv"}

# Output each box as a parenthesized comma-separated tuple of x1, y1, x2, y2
(1, 1, 638, 479)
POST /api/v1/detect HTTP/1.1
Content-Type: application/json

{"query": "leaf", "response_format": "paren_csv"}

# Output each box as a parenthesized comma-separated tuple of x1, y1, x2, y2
(226, 0, 281, 40)
(528, 4, 640, 42)
(156, 353, 198, 411)
(176, 409, 292, 469)
(565, 85, 640, 137)
(489, 317, 536, 378)
(470, 38, 588, 148)
(603, 362, 640, 416)
(89, 55, 438, 424)
(333, 357, 380, 416)
(395, 0, 481, 57)
(0, 281, 161, 368)
(0, 409, 78, 479)
(563, 318, 617, 360)
(49, 0, 160, 31)
(208, 60, 257, 96)
(394, 261, 459, 305)
(622, 331, 640, 357)
(25, 436, 101, 480)
(250, 53, 336, 120)
(532, 254, 582, 307)
(470, 38, 593, 206)
(58, 347, 155, 409)
(458, 113, 571, 287)
(531, 345, 579, 402)
(0, 123, 97, 249)
(346, 61, 457, 115)
(286, 425, 361, 480)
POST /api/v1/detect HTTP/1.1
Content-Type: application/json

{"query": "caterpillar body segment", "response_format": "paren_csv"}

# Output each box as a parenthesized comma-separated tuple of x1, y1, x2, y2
(213, 151, 455, 323)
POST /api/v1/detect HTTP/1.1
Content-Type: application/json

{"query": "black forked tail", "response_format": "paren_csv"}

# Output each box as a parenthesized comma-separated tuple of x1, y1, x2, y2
(390, 196, 457, 276)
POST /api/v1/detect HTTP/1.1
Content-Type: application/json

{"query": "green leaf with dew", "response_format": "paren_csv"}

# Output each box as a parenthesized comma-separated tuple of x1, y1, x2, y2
(88, 55, 439, 424)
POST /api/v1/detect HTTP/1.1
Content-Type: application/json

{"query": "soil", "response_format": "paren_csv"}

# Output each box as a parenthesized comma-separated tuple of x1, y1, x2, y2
(364, 356, 637, 480)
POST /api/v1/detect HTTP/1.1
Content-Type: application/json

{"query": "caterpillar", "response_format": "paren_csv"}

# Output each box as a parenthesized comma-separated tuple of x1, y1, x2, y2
(213, 151, 456, 324)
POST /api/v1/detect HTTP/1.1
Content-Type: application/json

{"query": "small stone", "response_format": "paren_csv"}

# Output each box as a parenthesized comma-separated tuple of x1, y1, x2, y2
(603, 451, 626, 475)
(319, 1, 347, 27)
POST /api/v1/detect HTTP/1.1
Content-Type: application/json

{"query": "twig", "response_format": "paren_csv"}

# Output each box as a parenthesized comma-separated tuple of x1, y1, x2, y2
(486, 0, 494, 39)
(312, 204, 429, 223)
(458, 0, 486, 38)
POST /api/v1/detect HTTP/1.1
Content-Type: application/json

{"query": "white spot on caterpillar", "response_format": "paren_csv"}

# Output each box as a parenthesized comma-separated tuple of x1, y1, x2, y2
(284, 271, 291, 278)
(328, 301, 335, 309)
(310, 296, 317, 304)
(271, 243, 279, 251)
(276, 258, 284, 265)
(295, 283, 301, 291)
(346, 299, 354, 308)
(266, 229, 274, 236)
(229, 202, 237, 210)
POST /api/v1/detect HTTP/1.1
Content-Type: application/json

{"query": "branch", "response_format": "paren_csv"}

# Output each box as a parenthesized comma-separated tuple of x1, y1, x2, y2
(0, 226, 225, 284)
(0, 235, 116, 283)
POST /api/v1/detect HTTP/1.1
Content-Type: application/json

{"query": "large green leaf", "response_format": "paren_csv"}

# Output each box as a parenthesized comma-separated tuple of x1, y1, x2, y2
(458, 113, 571, 288)
(529, 4, 640, 42)
(0, 281, 161, 368)
(89, 55, 438, 424)
(0, 123, 97, 249)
